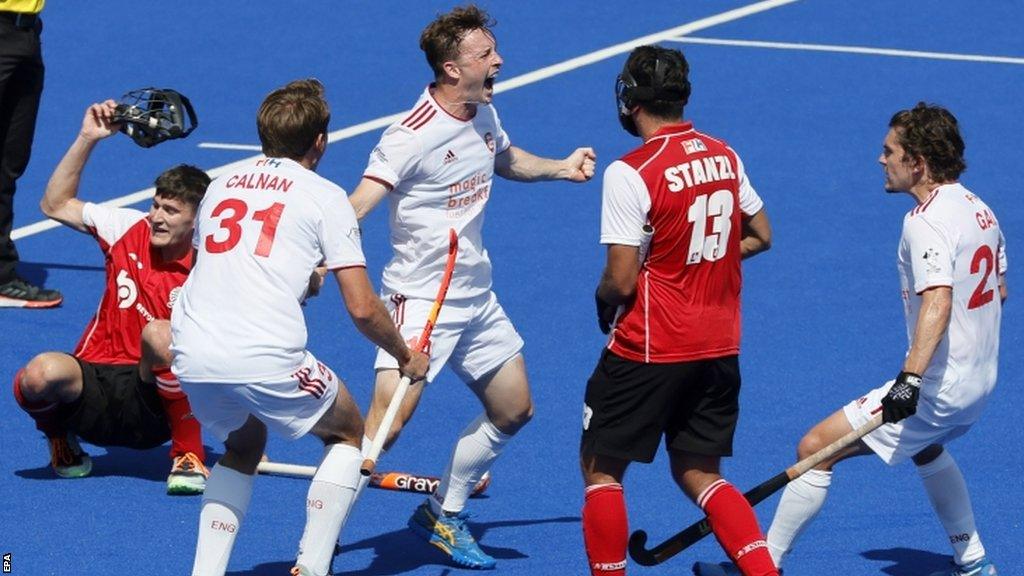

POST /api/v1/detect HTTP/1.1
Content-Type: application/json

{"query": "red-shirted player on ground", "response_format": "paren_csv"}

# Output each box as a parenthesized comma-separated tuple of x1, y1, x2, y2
(580, 45, 775, 576)
(12, 100, 211, 495)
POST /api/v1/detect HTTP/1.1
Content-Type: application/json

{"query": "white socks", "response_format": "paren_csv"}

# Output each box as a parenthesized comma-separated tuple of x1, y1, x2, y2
(917, 449, 986, 566)
(192, 464, 255, 576)
(295, 443, 362, 576)
(766, 468, 832, 568)
(432, 413, 511, 514)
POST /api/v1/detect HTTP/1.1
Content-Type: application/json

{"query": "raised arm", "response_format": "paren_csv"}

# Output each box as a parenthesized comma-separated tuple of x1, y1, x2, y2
(333, 266, 428, 380)
(494, 145, 595, 183)
(348, 177, 391, 221)
(40, 101, 121, 233)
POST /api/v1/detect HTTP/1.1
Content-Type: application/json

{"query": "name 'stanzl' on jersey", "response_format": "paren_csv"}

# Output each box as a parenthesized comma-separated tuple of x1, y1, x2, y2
(664, 153, 737, 192)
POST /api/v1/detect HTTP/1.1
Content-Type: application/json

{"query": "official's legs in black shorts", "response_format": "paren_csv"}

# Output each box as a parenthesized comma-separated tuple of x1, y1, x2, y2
(58, 358, 171, 449)
(581, 351, 740, 463)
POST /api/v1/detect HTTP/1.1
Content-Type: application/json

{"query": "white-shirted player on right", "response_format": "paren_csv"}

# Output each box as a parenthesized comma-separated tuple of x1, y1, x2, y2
(696, 104, 1006, 576)
(347, 5, 595, 570)
(170, 79, 428, 576)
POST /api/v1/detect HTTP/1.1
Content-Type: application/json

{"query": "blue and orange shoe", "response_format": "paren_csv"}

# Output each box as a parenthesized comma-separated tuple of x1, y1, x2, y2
(407, 500, 496, 570)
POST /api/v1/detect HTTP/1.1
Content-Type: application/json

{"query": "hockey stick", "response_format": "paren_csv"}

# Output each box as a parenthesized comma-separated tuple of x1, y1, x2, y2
(629, 413, 884, 566)
(257, 461, 491, 497)
(360, 228, 459, 476)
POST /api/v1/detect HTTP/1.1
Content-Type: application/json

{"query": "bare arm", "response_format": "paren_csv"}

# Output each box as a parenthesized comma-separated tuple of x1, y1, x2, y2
(740, 208, 772, 259)
(596, 244, 641, 305)
(334, 266, 428, 379)
(348, 177, 391, 221)
(494, 145, 595, 183)
(40, 101, 122, 233)
(902, 286, 952, 375)
(999, 273, 1008, 302)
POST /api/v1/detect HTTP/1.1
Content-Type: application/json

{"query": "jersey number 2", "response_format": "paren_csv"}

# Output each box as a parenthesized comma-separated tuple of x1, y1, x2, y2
(686, 189, 733, 264)
(968, 244, 995, 310)
(204, 199, 285, 257)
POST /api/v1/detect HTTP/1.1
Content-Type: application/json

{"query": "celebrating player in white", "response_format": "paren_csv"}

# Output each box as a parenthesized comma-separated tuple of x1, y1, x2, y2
(347, 5, 595, 570)
(696, 103, 1006, 576)
(170, 79, 428, 576)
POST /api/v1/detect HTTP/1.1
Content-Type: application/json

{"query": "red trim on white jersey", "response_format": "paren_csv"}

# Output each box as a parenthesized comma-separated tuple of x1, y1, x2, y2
(428, 86, 475, 122)
(408, 108, 437, 131)
(912, 187, 940, 215)
(402, 101, 434, 129)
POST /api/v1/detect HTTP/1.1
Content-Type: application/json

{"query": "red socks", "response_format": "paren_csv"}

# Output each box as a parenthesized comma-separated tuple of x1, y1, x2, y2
(582, 483, 628, 576)
(699, 479, 779, 576)
(12, 368, 64, 437)
(154, 367, 204, 460)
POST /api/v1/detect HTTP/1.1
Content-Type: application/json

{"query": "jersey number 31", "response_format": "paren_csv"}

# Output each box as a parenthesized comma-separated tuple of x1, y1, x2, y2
(204, 198, 286, 257)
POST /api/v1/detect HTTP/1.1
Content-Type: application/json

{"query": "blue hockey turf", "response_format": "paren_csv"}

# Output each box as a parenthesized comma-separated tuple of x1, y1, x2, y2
(1, 2, 1021, 574)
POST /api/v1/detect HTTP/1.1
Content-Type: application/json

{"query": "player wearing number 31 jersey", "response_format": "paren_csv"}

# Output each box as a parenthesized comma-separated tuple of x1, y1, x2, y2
(171, 79, 428, 576)
(172, 154, 361, 383)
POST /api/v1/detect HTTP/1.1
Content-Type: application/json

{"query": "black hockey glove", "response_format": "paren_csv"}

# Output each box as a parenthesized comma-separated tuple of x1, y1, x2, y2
(881, 371, 922, 423)
(595, 289, 617, 334)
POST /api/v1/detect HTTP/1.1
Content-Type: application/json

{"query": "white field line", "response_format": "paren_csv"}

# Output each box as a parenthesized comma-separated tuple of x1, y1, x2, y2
(13, 0, 799, 240)
(668, 36, 1024, 65)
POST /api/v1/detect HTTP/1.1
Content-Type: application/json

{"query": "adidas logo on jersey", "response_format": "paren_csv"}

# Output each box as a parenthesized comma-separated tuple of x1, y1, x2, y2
(443, 149, 458, 164)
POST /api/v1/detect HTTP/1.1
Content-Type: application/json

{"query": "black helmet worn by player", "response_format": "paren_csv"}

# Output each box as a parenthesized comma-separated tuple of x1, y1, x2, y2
(615, 46, 691, 137)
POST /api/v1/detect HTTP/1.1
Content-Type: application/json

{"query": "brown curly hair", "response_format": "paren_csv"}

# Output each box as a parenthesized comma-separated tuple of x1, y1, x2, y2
(889, 103, 966, 182)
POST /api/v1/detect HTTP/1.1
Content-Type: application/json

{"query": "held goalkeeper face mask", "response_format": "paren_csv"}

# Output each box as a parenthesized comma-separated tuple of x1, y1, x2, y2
(113, 88, 198, 148)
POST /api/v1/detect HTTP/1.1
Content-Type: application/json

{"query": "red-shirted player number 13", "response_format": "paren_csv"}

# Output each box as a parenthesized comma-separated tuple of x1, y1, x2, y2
(204, 198, 285, 257)
(686, 189, 732, 264)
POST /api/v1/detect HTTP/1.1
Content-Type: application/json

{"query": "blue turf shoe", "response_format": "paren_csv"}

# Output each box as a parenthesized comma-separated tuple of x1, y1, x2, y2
(408, 500, 496, 570)
(693, 561, 783, 576)
(928, 557, 997, 576)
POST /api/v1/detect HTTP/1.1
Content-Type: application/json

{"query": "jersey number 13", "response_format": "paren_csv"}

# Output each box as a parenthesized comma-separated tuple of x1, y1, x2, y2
(686, 189, 733, 264)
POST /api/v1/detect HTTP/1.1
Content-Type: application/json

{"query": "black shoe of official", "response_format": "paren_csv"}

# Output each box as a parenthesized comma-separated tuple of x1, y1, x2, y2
(0, 277, 63, 309)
